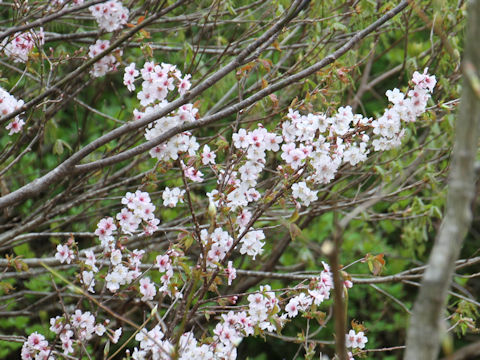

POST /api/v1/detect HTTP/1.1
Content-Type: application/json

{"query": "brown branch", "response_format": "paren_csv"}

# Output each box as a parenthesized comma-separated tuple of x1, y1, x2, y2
(441, 340, 480, 360)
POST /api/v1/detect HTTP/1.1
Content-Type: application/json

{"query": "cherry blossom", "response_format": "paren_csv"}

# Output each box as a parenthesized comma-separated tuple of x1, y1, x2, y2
(345, 329, 368, 349)
(88, 39, 121, 77)
(2, 28, 44, 63)
(21, 332, 50, 360)
(162, 187, 185, 207)
(81, 270, 95, 293)
(89, 0, 129, 32)
(55, 244, 74, 264)
(225, 261, 237, 285)
(124, 63, 139, 91)
(1, 87, 25, 135)
(139, 277, 157, 301)
(291, 181, 318, 207)
(201, 144, 217, 165)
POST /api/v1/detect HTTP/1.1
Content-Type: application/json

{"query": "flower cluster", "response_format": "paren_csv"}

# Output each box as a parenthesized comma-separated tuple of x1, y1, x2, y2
(201, 227, 234, 267)
(91, 190, 158, 292)
(208, 125, 281, 211)
(49, 310, 110, 355)
(156, 248, 184, 298)
(224, 69, 435, 208)
(291, 181, 318, 207)
(116, 189, 160, 237)
(94, 216, 117, 249)
(88, 39, 121, 77)
(238, 229, 265, 260)
(345, 329, 368, 349)
(154, 285, 285, 360)
(162, 187, 185, 207)
(21, 332, 51, 360)
(124, 62, 139, 91)
(372, 68, 436, 150)
(124, 61, 198, 163)
(285, 262, 334, 317)
(131, 325, 174, 360)
(104, 250, 142, 293)
(55, 243, 74, 264)
(89, 0, 129, 32)
(1, 87, 25, 135)
(133, 61, 189, 106)
(2, 28, 44, 63)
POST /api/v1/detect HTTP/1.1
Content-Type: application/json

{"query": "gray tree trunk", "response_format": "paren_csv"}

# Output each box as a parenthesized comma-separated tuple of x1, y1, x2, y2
(404, 1, 480, 359)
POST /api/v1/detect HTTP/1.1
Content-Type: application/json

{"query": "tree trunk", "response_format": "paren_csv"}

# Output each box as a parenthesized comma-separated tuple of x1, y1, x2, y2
(404, 1, 480, 359)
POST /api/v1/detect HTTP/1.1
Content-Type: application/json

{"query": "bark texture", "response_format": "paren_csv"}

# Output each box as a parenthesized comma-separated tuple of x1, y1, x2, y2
(404, 1, 480, 359)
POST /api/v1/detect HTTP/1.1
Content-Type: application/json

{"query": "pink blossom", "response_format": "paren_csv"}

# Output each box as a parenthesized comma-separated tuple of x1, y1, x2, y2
(139, 277, 157, 301)
(225, 261, 236, 286)
(55, 244, 74, 264)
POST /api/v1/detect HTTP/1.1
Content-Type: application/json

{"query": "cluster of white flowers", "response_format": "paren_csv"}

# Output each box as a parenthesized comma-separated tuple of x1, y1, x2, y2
(125, 61, 198, 164)
(130, 61, 192, 106)
(104, 250, 143, 293)
(155, 253, 172, 294)
(21, 332, 51, 360)
(55, 243, 74, 264)
(124, 62, 139, 91)
(162, 186, 185, 207)
(2, 28, 44, 63)
(94, 216, 117, 248)
(196, 225, 265, 264)
(153, 285, 285, 360)
(227, 69, 435, 208)
(21, 311, 119, 360)
(88, 39, 121, 77)
(177, 331, 228, 360)
(1, 86, 25, 135)
(372, 68, 436, 150)
(131, 325, 174, 360)
(208, 286, 284, 358)
(238, 229, 265, 260)
(246, 285, 282, 331)
(49, 310, 110, 356)
(202, 227, 234, 267)
(291, 181, 318, 207)
(89, 0, 129, 32)
(345, 329, 368, 349)
(90, 190, 156, 292)
(55, 188, 178, 300)
(116, 189, 160, 237)
(156, 249, 184, 298)
(285, 262, 334, 317)
(208, 125, 281, 211)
